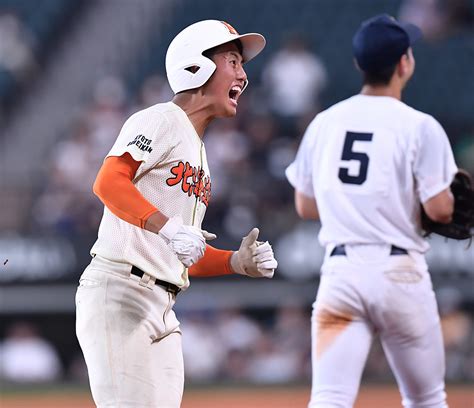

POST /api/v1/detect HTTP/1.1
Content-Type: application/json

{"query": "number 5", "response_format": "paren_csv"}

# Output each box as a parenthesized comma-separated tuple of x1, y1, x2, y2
(338, 131, 373, 185)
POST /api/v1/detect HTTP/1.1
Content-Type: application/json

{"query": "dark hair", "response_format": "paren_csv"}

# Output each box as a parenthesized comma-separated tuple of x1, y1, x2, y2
(362, 63, 398, 86)
(361, 51, 409, 86)
(203, 39, 243, 59)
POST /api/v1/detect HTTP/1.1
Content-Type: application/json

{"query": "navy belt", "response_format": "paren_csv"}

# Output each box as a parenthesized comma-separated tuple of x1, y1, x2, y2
(131, 266, 181, 295)
(330, 245, 408, 257)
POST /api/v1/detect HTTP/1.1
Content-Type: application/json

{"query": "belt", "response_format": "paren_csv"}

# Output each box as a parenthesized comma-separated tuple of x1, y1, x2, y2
(131, 266, 181, 296)
(330, 245, 408, 257)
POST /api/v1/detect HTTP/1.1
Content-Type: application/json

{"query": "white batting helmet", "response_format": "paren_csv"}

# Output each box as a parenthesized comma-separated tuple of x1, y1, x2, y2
(165, 20, 266, 94)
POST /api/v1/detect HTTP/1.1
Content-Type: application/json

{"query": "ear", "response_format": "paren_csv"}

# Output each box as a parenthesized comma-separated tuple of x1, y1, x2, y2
(396, 54, 409, 77)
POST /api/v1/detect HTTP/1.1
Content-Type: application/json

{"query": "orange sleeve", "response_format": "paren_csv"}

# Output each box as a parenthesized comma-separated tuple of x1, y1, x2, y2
(93, 153, 158, 228)
(188, 245, 234, 277)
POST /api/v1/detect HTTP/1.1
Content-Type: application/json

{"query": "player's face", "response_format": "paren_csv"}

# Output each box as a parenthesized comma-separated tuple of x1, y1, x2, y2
(202, 42, 247, 117)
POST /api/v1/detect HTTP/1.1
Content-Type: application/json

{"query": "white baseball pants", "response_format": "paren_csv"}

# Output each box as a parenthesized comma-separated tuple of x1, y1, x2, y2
(308, 244, 448, 408)
(76, 255, 184, 408)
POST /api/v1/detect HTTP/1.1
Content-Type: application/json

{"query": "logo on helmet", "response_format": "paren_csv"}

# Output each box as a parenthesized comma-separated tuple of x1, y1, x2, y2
(221, 21, 238, 35)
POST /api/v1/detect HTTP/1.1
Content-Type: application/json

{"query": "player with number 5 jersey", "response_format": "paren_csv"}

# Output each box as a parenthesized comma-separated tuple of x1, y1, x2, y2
(286, 14, 457, 408)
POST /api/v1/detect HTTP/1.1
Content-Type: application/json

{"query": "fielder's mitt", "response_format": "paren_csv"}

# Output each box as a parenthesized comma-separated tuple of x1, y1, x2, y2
(421, 169, 474, 241)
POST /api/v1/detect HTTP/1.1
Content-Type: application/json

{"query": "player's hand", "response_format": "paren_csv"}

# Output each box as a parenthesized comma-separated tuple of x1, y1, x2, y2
(230, 228, 277, 278)
(201, 230, 217, 241)
(159, 216, 215, 267)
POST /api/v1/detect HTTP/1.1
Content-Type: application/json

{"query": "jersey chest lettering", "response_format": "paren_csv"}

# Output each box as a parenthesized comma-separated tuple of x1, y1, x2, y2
(166, 161, 211, 206)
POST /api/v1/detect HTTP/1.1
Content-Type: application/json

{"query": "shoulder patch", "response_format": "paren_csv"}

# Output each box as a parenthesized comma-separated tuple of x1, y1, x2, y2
(127, 134, 153, 153)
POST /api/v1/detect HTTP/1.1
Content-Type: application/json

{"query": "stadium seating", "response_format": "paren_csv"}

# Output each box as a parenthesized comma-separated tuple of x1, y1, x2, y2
(0, 0, 84, 108)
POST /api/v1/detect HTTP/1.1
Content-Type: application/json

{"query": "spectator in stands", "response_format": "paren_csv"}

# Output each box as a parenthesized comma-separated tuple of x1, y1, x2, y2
(180, 313, 226, 382)
(241, 113, 293, 241)
(273, 302, 310, 351)
(85, 76, 127, 158)
(399, 0, 474, 41)
(245, 114, 277, 168)
(246, 333, 302, 384)
(262, 33, 327, 136)
(32, 77, 128, 237)
(0, 11, 36, 82)
(398, 0, 447, 41)
(204, 119, 250, 203)
(32, 119, 102, 236)
(49, 120, 96, 194)
(216, 307, 263, 352)
(133, 74, 173, 111)
(0, 322, 61, 383)
(215, 307, 263, 380)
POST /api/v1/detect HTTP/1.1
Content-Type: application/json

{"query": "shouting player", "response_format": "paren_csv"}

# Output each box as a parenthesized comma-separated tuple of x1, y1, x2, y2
(76, 20, 277, 407)
(286, 14, 456, 408)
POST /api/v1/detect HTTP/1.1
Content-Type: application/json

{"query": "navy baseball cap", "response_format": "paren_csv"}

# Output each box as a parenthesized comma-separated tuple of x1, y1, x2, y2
(353, 14, 422, 72)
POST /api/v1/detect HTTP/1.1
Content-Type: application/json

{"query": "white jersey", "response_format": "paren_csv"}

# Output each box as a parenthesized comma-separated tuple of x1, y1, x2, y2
(90, 102, 210, 289)
(286, 94, 457, 252)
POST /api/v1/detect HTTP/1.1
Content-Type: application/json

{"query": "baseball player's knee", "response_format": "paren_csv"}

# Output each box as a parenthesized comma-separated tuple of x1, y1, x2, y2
(402, 385, 447, 408)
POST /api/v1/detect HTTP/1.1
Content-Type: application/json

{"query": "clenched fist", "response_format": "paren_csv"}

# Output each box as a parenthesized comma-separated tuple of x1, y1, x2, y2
(159, 216, 216, 267)
(230, 228, 278, 278)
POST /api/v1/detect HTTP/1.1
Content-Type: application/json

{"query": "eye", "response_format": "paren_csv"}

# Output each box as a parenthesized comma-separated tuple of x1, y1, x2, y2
(226, 55, 239, 67)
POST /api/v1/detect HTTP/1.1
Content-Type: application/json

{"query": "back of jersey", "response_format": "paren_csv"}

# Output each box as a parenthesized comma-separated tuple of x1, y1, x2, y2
(286, 94, 457, 252)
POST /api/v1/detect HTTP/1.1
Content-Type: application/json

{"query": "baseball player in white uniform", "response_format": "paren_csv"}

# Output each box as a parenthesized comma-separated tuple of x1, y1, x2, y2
(75, 20, 277, 408)
(286, 15, 457, 408)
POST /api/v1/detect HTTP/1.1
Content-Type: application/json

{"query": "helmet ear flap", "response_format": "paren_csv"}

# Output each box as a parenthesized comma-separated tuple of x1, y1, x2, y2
(167, 55, 217, 94)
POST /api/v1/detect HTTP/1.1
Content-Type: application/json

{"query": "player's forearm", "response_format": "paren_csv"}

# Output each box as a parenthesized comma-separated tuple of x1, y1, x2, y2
(295, 190, 320, 220)
(422, 187, 454, 224)
(143, 211, 169, 233)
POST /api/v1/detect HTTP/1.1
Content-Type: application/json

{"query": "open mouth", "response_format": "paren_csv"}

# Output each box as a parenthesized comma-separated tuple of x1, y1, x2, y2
(229, 85, 241, 104)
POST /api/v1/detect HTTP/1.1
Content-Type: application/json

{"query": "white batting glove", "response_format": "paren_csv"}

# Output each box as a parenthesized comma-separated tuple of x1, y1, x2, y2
(159, 216, 216, 267)
(230, 228, 277, 278)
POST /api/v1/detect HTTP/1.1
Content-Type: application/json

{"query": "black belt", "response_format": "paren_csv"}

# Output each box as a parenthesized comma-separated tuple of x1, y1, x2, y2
(330, 245, 408, 257)
(131, 266, 181, 296)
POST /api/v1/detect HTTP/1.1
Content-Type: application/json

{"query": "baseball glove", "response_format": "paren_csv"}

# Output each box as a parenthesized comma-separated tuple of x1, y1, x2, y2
(421, 169, 474, 241)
